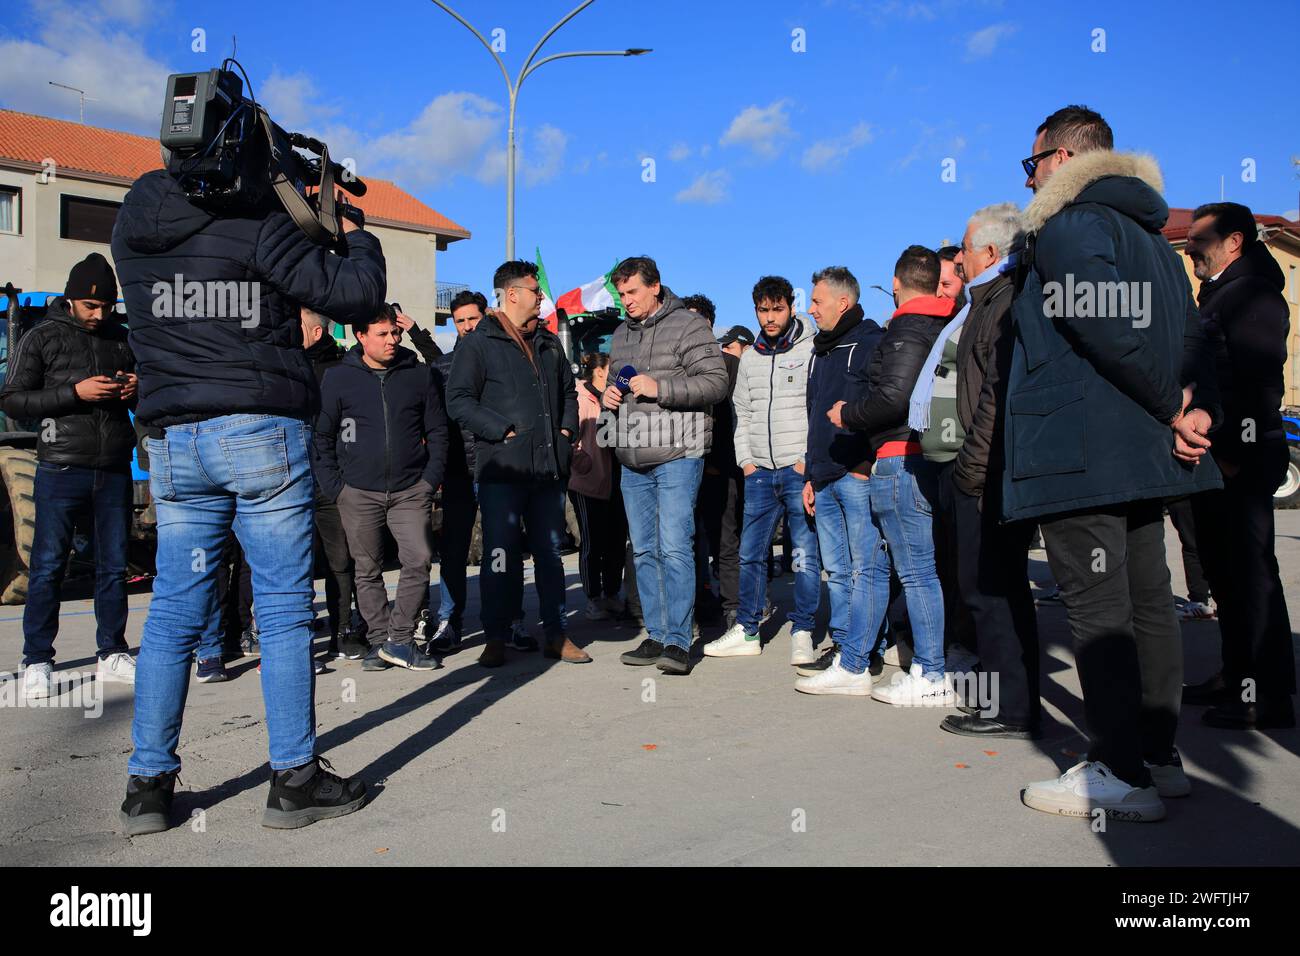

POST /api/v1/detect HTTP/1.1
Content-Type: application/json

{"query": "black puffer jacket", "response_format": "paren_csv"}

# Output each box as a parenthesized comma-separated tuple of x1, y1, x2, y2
(840, 299, 952, 454)
(111, 169, 386, 427)
(431, 337, 475, 480)
(445, 312, 579, 484)
(0, 298, 136, 469)
(1197, 241, 1290, 465)
(314, 345, 447, 501)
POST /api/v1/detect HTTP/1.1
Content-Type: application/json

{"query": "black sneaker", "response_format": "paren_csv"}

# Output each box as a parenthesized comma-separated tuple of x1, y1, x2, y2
(120, 771, 178, 836)
(337, 627, 368, 661)
(426, 619, 462, 654)
(262, 757, 366, 829)
(412, 609, 433, 645)
(617, 604, 643, 628)
(656, 644, 690, 675)
(620, 638, 664, 665)
(795, 643, 838, 677)
(506, 621, 539, 652)
(362, 646, 391, 671)
(240, 626, 260, 657)
(378, 639, 440, 671)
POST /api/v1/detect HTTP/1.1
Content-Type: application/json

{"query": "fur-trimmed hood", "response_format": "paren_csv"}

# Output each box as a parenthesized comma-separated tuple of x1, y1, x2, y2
(1024, 150, 1167, 233)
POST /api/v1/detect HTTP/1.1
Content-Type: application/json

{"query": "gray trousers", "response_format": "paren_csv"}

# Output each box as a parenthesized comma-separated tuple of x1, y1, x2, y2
(339, 481, 434, 645)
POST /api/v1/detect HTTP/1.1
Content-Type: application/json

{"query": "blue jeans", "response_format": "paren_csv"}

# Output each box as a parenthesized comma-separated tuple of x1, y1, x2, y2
(22, 463, 132, 666)
(622, 457, 705, 650)
(738, 465, 821, 633)
(477, 479, 567, 642)
(814, 472, 884, 674)
(867, 455, 945, 678)
(129, 415, 317, 776)
(436, 475, 477, 633)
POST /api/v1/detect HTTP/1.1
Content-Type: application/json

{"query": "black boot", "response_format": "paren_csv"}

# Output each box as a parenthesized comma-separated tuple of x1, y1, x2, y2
(120, 770, 178, 836)
(262, 757, 366, 829)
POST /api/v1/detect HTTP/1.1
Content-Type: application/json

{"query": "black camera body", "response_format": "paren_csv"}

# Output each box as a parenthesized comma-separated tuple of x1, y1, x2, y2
(159, 62, 367, 245)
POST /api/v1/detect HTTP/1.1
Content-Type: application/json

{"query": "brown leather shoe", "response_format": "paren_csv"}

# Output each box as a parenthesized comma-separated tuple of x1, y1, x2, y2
(544, 636, 592, 663)
(478, 640, 506, 668)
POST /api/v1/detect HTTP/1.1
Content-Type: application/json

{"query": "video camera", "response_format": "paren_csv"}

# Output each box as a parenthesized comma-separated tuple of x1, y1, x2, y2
(159, 60, 367, 251)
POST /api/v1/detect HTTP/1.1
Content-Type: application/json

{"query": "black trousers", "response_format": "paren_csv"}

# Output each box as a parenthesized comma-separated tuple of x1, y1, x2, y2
(215, 532, 252, 654)
(930, 460, 976, 652)
(1166, 496, 1210, 604)
(1039, 499, 1181, 786)
(570, 489, 628, 601)
(314, 492, 361, 640)
(696, 468, 744, 613)
(1191, 445, 1295, 708)
(946, 472, 1040, 727)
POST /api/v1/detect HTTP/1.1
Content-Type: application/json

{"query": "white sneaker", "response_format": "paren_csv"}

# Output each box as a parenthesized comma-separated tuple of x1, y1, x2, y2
(1022, 760, 1166, 821)
(23, 663, 52, 700)
(870, 662, 955, 706)
(1177, 601, 1215, 621)
(882, 638, 912, 669)
(945, 645, 980, 674)
(1144, 750, 1192, 798)
(703, 623, 761, 658)
(794, 655, 873, 696)
(790, 630, 816, 666)
(97, 652, 136, 684)
(585, 599, 612, 621)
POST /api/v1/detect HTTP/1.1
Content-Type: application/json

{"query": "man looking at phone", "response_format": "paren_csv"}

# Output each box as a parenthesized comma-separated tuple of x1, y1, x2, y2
(0, 253, 140, 698)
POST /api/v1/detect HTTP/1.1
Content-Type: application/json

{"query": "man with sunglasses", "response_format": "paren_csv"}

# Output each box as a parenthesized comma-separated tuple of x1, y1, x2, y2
(1004, 105, 1222, 822)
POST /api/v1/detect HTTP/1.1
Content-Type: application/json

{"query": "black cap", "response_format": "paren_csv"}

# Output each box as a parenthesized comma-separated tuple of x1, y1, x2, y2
(717, 325, 755, 347)
(64, 253, 118, 303)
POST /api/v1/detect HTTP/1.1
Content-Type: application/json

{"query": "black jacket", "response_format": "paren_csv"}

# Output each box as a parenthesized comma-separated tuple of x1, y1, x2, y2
(431, 337, 475, 481)
(704, 351, 741, 476)
(111, 169, 387, 428)
(314, 345, 448, 501)
(0, 298, 136, 469)
(1001, 150, 1222, 521)
(405, 323, 442, 366)
(1197, 241, 1290, 465)
(952, 272, 1016, 497)
(305, 333, 346, 386)
(445, 312, 579, 484)
(840, 300, 951, 454)
(805, 306, 883, 484)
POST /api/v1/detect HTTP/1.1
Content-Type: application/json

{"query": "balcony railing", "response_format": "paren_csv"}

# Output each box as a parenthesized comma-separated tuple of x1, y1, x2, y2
(435, 281, 471, 312)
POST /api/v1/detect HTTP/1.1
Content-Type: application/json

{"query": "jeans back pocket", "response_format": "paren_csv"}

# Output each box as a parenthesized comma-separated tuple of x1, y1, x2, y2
(218, 429, 290, 498)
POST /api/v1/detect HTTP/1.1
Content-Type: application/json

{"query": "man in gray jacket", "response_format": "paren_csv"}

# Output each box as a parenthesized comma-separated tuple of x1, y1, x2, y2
(603, 257, 729, 674)
(702, 275, 821, 666)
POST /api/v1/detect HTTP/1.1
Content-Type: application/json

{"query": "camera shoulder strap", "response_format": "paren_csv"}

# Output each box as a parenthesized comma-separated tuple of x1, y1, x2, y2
(256, 105, 339, 247)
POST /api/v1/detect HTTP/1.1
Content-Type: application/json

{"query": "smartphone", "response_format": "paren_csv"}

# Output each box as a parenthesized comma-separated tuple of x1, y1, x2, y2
(114, 372, 131, 384)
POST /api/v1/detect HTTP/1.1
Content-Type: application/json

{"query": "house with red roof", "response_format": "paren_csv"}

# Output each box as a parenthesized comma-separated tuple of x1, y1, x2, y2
(0, 108, 470, 331)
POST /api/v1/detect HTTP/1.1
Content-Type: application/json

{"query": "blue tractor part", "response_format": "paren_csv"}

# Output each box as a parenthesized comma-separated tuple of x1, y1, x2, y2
(1277, 413, 1300, 509)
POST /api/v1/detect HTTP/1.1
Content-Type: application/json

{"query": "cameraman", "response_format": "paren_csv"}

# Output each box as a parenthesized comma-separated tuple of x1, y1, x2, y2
(111, 161, 385, 836)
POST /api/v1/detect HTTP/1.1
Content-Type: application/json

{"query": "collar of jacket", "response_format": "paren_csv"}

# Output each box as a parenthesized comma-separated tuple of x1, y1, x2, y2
(967, 269, 1014, 307)
(812, 304, 864, 355)
(754, 315, 805, 356)
(48, 296, 117, 335)
(891, 295, 956, 320)
(582, 381, 603, 402)
(1198, 241, 1286, 304)
(626, 286, 684, 331)
(305, 334, 344, 364)
(343, 343, 421, 372)
(1024, 150, 1165, 232)
(480, 309, 557, 350)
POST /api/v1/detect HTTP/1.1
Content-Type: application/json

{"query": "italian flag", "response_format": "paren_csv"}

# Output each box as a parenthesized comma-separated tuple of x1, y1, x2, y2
(536, 248, 624, 332)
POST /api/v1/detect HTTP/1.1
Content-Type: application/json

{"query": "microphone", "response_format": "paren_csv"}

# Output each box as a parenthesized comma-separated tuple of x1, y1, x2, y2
(614, 365, 637, 394)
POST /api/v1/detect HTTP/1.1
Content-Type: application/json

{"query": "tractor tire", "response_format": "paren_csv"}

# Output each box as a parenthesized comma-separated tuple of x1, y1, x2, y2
(1274, 446, 1300, 509)
(0, 446, 38, 604)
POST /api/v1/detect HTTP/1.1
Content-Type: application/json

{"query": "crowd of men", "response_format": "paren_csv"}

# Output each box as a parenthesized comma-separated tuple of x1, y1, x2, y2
(1, 104, 1293, 834)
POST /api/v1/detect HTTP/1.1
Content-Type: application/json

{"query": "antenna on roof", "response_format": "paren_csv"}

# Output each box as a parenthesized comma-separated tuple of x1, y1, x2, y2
(48, 81, 96, 124)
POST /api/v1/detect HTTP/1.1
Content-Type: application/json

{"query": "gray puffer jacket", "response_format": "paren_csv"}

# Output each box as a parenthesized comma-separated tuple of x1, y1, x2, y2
(607, 287, 729, 469)
(732, 316, 813, 470)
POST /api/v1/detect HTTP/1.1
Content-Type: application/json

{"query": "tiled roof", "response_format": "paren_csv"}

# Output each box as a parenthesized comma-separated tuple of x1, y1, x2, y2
(1163, 206, 1299, 243)
(0, 108, 468, 237)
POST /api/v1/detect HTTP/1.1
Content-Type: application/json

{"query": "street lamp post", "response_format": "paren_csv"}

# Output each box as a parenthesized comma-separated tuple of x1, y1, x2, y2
(430, 0, 650, 260)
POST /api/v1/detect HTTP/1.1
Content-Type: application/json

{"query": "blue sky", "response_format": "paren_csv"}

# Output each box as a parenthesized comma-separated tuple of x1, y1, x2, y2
(3, 0, 1298, 334)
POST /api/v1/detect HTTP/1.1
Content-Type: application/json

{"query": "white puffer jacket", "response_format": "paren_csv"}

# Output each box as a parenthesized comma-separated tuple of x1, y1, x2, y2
(732, 316, 814, 470)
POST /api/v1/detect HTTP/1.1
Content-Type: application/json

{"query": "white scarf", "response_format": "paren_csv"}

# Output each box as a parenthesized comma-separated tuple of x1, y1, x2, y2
(907, 253, 1017, 433)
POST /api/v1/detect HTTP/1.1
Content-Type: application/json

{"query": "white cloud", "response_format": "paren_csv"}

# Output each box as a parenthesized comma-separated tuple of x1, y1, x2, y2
(259, 69, 341, 132)
(0, 0, 174, 133)
(1285, 208, 1299, 221)
(965, 23, 1018, 61)
(675, 169, 730, 205)
(520, 124, 568, 186)
(802, 122, 873, 171)
(668, 142, 692, 162)
(720, 100, 794, 159)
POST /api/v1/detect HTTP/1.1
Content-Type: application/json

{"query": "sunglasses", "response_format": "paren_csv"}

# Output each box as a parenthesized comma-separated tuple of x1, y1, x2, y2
(1021, 147, 1073, 178)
